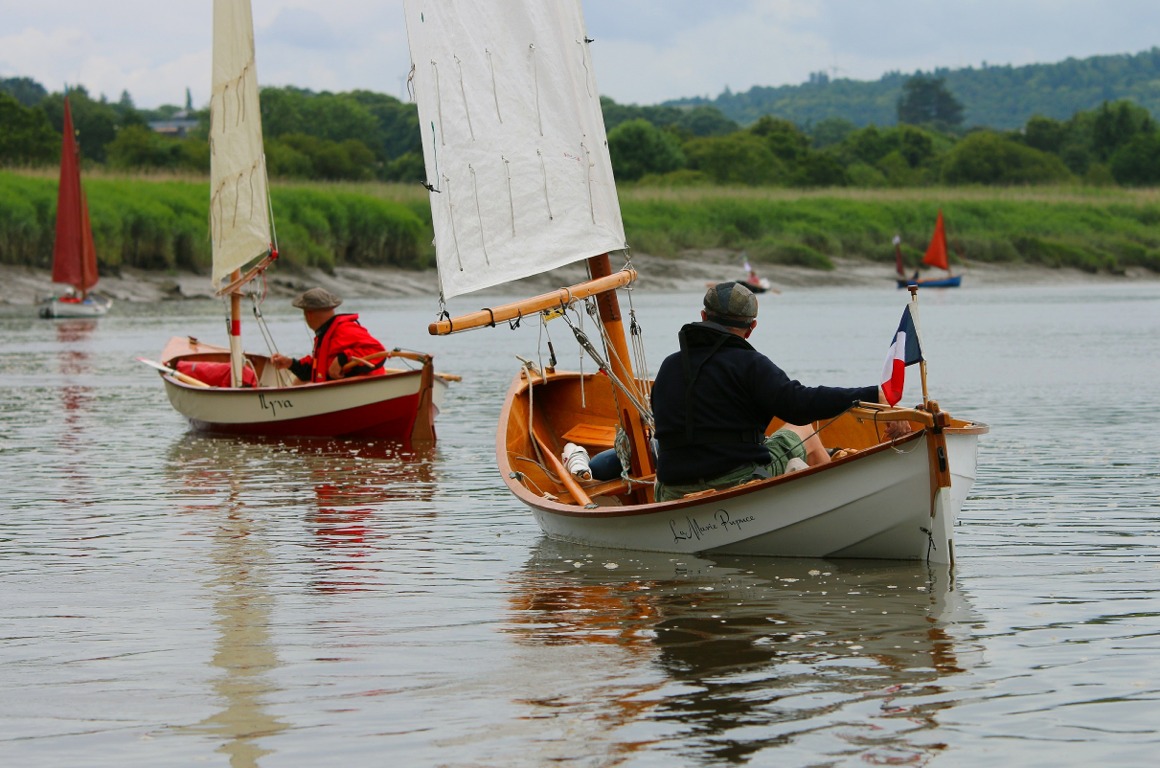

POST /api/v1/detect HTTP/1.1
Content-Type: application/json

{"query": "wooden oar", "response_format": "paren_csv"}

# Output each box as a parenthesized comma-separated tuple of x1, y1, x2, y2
(136, 357, 211, 388)
(341, 348, 463, 382)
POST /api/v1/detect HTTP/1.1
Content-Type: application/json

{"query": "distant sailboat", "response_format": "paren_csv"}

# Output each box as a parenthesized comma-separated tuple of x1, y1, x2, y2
(39, 96, 112, 319)
(897, 210, 962, 289)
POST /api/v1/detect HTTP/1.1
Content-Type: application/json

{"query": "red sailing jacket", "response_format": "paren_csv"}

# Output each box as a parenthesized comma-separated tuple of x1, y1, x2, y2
(294, 314, 386, 383)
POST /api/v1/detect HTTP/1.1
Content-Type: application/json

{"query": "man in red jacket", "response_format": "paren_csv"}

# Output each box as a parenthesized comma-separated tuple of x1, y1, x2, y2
(270, 288, 387, 382)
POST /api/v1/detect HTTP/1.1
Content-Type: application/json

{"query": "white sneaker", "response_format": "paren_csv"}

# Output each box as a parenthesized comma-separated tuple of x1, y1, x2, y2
(784, 457, 809, 474)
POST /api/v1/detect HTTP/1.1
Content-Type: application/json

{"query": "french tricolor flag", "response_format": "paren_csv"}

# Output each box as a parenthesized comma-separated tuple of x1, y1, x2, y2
(880, 304, 924, 406)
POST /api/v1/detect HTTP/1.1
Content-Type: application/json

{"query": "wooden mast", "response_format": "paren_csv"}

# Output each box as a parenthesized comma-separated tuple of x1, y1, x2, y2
(586, 253, 654, 502)
(227, 269, 245, 388)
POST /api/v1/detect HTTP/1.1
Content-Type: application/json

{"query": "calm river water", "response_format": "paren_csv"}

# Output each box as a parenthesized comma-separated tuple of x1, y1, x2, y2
(2, 279, 1159, 767)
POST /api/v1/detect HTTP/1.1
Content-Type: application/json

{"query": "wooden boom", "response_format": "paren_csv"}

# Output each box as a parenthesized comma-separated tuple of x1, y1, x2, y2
(428, 269, 637, 336)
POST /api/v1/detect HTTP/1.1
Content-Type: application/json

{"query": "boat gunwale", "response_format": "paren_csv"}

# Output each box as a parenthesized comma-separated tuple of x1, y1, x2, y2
(496, 369, 986, 520)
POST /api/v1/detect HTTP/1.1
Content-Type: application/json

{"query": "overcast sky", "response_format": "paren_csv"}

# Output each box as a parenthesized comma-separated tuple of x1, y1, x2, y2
(3, 1, 1158, 110)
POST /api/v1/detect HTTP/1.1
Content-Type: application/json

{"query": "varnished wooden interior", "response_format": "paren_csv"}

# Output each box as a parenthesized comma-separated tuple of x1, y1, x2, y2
(501, 369, 986, 509)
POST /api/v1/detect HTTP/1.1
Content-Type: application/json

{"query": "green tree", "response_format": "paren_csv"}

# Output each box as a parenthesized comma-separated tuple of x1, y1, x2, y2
(607, 119, 685, 181)
(810, 117, 857, 149)
(41, 88, 121, 162)
(271, 133, 375, 180)
(258, 87, 307, 138)
(749, 116, 809, 162)
(1090, 100, 1155, 161)
(1, 76, 49, 107)
(599, 96, 737, 137)
(1023, 115, 1067, 154)
(105, 124, 205, 171)
(837, 125, 892, 165)
(347, 89, 421, 161)
(897, 75, 964, 130)
(941, 131, 1073, 184)
(673, 106, 739, 137)
(0, 92, 58, 165)
(1109, 132, 1160, 185)
(682, 133, 784, 185)
(789, 151, 848, 187)
(896, 125, 936, 167)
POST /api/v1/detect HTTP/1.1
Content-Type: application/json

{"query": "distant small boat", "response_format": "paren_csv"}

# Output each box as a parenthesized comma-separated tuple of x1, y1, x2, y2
(896, 210, 962, 289)
(708, 259, 781, 294)
(39, 96, 112, 319)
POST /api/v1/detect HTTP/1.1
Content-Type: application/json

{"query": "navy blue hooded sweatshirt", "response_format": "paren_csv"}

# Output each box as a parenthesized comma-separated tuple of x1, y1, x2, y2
(651, 321, 879, 485)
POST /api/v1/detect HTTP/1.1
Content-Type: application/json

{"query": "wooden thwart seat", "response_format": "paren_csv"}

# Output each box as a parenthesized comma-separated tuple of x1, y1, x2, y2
(561, 422, 617, 450)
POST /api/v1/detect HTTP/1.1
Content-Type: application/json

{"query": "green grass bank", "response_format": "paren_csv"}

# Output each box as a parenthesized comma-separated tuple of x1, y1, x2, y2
(3, 171, 1159, 277)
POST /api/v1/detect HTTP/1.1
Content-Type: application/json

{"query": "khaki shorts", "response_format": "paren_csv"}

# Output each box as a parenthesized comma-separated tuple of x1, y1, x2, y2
(655, 428, 807, 501)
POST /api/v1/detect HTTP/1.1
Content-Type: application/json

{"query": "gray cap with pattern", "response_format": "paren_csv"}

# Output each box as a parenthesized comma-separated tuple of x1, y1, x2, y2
(703, 282, 758, 323)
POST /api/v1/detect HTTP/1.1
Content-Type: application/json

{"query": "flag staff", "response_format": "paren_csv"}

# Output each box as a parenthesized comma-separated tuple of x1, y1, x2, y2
(907, 284, 931, 407)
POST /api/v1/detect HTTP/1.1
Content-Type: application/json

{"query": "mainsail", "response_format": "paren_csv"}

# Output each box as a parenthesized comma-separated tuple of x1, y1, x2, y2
(923, 209, 950, 272)
(210, 0, 272, 290)
(404, 0, 626, 299)
(52, 96, 99, 296)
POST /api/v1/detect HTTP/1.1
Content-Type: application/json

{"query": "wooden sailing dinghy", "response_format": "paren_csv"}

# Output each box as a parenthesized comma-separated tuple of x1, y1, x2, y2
(405, 0, 985, 561)
(148, 0, 448, 443)
(39, 96, 112, 319)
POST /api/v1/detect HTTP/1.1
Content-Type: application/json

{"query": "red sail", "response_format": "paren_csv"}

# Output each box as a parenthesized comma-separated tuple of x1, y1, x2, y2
(52, 97, 99, 295)
(893, 235, 906, 277)
(922, 210, 949, 272)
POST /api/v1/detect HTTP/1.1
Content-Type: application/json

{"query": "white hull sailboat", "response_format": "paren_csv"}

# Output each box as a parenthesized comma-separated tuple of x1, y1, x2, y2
(405, 0, 985, 562)
(40, 96, 112, 319)
(148, 0, 448, 444)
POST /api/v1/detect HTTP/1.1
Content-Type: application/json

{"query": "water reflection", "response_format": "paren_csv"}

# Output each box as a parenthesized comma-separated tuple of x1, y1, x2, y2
(167, 434, 438, 593)
(195, 492, 287, 767)
(507, 540, 982, 765)
(164, 435, 439, 764)
(56, 318, 95, 416)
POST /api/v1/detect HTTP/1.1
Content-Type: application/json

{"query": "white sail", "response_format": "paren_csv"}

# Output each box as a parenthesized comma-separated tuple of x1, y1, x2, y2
(404, 0, 627, 300)
(210, 0, 272, 289)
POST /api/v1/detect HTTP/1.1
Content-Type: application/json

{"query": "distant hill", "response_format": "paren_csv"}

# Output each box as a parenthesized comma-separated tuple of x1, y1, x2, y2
(667, 48, 1160, 130)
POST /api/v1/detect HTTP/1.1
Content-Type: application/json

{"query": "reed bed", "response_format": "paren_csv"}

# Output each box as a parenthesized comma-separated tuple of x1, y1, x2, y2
(0, 171, 430, 275)
(3, 171, 1158, 276)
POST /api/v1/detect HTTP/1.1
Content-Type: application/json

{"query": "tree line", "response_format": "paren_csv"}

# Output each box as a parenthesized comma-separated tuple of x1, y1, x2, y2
(3, 70, 1160, 189)
(673, 47, 1160, 130)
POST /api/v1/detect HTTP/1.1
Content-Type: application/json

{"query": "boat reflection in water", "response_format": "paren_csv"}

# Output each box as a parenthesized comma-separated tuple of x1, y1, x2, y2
(167, 434, 437, 593)
(56, 319, 96, 415)
(175, 484, 287, 768)
(506, 540, 982, 764)
(164, 434, 437, 764)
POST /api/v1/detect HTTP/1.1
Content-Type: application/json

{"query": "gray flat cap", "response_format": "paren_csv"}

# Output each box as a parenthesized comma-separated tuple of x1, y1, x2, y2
(291, 287, 343, 310)
(703, 282, 758, 324)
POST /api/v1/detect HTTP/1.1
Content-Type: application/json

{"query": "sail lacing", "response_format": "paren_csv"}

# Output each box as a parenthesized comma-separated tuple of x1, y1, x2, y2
(576, 37, 594, 98)
(430, 60, 446, 146)
(442, 173, 465, 271)
(581, 140, 596, 223)
(486, 49, 503, 123)
(537, 150, 553, 220)
(454, 55, 475, 140)
(468, 164, 491, 265)
(502, 156, 515, 236)
(528, 43, 544, 137)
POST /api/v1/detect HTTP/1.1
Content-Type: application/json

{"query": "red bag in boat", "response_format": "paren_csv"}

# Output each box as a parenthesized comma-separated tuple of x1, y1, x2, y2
(175, 361, 258, 388)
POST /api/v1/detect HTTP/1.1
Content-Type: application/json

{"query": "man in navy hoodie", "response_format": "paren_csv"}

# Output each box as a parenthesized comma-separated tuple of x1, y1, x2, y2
(651, 282, 886, 502)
